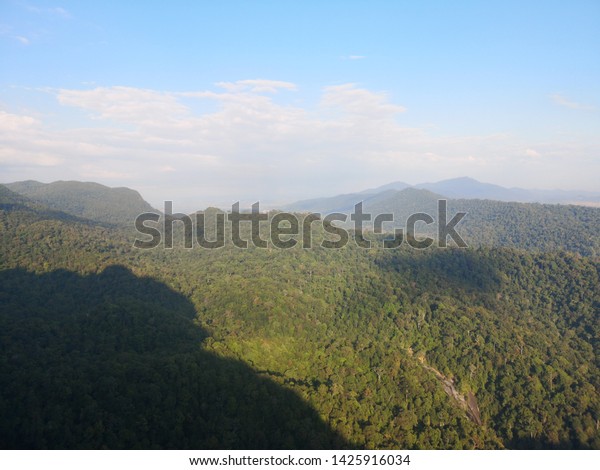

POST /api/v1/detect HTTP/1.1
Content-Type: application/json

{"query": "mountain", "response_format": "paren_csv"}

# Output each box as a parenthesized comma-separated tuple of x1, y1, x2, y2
(359, 180, 411, 194)
(0, 184, 31, 209)
(5, 180, 156, 226)
(415, 177, 518, 201)
(416, 177, 600, 204)
(283, 187, 428, 214)
(284, 192, 369, 213)
(361, 187, 442, 218)
(286, 186, 600, 256)
(286, 177, 600, 210)
(0, 183, 95, 226)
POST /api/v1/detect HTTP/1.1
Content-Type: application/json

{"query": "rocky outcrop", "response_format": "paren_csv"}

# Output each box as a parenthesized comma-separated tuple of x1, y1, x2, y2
(422, 364, 482, 426)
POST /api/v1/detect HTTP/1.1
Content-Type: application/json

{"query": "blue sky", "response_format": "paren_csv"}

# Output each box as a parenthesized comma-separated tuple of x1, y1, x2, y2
(1, 0, 599, 209)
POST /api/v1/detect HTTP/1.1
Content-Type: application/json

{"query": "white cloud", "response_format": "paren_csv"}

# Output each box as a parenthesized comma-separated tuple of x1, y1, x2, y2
(2, 83, 599, 210)
(51, 7, 71, 18)
(348, 55, 366, 60)
(0, 110, 63, 167)
(57, 86, 189, 125)
(26, 5, 72, 18)
(0, 25, 31, 45)
(80, 165, 127, 179)
(215, 79, 297, 94)
(320, 84, 406, 119)
(550, 93, 595, 111)
(14, 35, 30, 45)
(0, 111, 39, 130)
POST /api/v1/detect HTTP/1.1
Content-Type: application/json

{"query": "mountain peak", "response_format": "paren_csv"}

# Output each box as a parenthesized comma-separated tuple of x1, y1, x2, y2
(444, 176, 479, 184)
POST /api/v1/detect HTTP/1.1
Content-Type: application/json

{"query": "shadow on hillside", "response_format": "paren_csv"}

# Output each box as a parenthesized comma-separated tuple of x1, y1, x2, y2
(509, 435, 597, 450)
(0, 266, 351, 450)
(377, 248, 502, 294)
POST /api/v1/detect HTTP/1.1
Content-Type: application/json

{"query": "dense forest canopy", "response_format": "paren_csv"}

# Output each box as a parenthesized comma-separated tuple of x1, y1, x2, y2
(0, 182, 598, 449)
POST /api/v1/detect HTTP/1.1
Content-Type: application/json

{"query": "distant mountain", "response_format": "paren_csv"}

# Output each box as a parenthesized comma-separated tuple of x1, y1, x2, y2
(359, 180, 411, 194)
(361, 188, 442, 217)
(285, 186, 600, 256)
(285, 177, 600, 210)
(416, 177, 600, 204)
(415, 177, 518, 201)
(5, 180, 156, 226)
(284, 187, 445, 215)
(284, 182, 412, 213)
(284, 192, 367, 213)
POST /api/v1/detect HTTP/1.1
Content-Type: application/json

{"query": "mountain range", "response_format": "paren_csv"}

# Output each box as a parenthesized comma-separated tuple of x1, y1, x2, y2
(2, 178, 600, 256)
(285, 177, 600, 213)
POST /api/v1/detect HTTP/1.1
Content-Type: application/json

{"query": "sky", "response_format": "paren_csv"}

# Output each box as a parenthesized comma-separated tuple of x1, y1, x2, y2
(1, 0, 599, 210)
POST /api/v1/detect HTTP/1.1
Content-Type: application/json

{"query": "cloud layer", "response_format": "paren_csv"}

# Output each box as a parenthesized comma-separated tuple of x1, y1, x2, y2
(1, 80, 598, 210)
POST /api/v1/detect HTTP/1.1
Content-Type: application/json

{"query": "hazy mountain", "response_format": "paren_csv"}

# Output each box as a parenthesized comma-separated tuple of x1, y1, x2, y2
(286, 186, 600, 256)
(285, 177, 600, 211)
(359, 180, 411, 194)
(284, 192, 367, 213)
(415, 177, 518, 201)
(5, 180, 156, 226)
(416, 177, 600, 204)
(362, 188, 442, 217)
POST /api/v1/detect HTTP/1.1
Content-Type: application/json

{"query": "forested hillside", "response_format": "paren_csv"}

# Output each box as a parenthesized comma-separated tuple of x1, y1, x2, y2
(0, 185, 598, 449)
(289, 187, 600, 256)
(5, 180, 155, 226)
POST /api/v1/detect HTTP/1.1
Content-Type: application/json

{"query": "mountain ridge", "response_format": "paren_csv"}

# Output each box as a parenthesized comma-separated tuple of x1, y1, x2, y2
(285, 177, 600, 212)
(4, 180, 156, 226)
